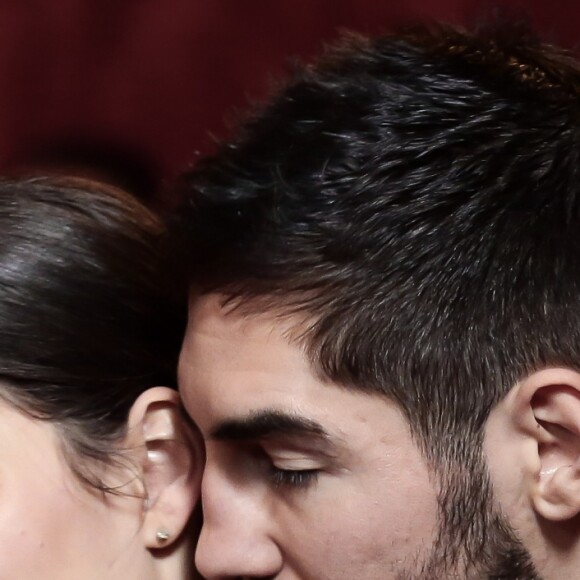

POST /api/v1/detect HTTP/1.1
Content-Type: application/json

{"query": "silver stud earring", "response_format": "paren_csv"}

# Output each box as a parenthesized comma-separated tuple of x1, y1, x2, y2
(156, 529, 171, 543)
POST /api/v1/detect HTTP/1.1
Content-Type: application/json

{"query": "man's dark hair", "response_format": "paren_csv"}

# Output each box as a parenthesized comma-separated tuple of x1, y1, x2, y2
(176, 23, 580, 575)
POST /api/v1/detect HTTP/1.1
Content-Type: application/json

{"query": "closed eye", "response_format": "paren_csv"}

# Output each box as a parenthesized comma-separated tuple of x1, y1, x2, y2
(268, 465, 320, 489)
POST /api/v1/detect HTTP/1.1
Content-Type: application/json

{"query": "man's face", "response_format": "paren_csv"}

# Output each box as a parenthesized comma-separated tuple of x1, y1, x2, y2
(179, 294, 440, 579)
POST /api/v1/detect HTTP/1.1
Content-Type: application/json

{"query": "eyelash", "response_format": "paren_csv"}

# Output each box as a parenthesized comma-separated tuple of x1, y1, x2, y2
(268, 466, 320, 489)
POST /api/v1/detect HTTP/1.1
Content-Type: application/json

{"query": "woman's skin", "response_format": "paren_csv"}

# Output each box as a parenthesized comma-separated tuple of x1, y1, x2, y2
(0, 388, 201, 580)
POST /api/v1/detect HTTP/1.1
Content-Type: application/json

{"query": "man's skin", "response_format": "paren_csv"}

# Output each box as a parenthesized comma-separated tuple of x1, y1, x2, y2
(176, 22, 580, 579)
(179, 295, 439, 578)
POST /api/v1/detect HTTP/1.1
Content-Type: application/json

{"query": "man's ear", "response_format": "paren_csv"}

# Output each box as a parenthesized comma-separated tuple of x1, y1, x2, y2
(514, 369, 580, 522)
(125, 386, 203, 550)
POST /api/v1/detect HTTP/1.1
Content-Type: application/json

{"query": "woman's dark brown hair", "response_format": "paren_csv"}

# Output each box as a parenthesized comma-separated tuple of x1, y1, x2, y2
(0, 176, 186, 487)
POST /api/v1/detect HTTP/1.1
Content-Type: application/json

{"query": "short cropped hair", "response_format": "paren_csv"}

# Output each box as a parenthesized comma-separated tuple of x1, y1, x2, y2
(176, 22, 580, 469)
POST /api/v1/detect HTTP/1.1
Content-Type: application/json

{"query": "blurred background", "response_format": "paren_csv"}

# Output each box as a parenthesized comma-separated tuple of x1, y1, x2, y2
(0, 0, 577, 207)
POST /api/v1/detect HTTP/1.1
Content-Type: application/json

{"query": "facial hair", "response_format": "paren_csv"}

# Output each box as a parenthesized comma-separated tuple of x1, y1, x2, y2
(402, 456, 541, 580)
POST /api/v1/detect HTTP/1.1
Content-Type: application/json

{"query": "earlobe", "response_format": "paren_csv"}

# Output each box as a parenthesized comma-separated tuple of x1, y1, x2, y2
(125, 387, 203, 550)
(521, 370, 580, 522)
(535, 462, 580, 521)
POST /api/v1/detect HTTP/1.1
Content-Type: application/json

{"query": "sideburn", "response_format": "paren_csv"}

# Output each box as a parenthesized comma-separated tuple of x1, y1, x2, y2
(420, 454, 541, 579)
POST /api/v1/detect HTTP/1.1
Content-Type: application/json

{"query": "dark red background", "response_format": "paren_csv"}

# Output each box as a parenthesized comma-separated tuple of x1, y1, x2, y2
(0, 1, 577, 199)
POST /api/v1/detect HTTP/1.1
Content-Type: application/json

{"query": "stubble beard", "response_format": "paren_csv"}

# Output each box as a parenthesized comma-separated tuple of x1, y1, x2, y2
(400, 457, 541, 580)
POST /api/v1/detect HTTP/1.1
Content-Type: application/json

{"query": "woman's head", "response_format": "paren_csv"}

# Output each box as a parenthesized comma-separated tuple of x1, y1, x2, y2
(0, 177, 199, 579)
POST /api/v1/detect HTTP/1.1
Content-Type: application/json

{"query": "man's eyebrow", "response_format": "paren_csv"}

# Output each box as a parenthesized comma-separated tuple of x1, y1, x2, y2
(210, 410, 330, 442)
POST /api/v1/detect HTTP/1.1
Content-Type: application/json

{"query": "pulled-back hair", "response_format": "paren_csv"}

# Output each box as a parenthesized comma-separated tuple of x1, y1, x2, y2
(176, 22, 580, 473)
(0, 177, 186, 487)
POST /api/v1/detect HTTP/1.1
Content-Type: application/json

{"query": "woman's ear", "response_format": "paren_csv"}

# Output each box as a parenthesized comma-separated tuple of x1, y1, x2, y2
(125, 386, 203, 550)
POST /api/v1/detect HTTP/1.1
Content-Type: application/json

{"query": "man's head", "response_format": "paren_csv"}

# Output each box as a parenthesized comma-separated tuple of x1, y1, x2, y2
(177, 22, 580, 578)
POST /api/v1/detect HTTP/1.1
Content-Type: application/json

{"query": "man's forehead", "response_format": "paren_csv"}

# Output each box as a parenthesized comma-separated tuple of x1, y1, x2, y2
(187, 294, 269, 343)
(180, 292, 410, 446)
(187, 292, 314, 341)
(183, 293, 309, 372)
(186, 293, 236, 334)
(180, 294, 312, 422)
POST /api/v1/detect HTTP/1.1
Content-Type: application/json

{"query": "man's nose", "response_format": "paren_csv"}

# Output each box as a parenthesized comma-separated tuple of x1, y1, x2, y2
(195, 468, 283, 579)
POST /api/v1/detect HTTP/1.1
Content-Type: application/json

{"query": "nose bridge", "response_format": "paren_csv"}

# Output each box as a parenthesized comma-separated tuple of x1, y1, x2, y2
(201, 462, 261, 528)
(196, 462, 283, 578)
